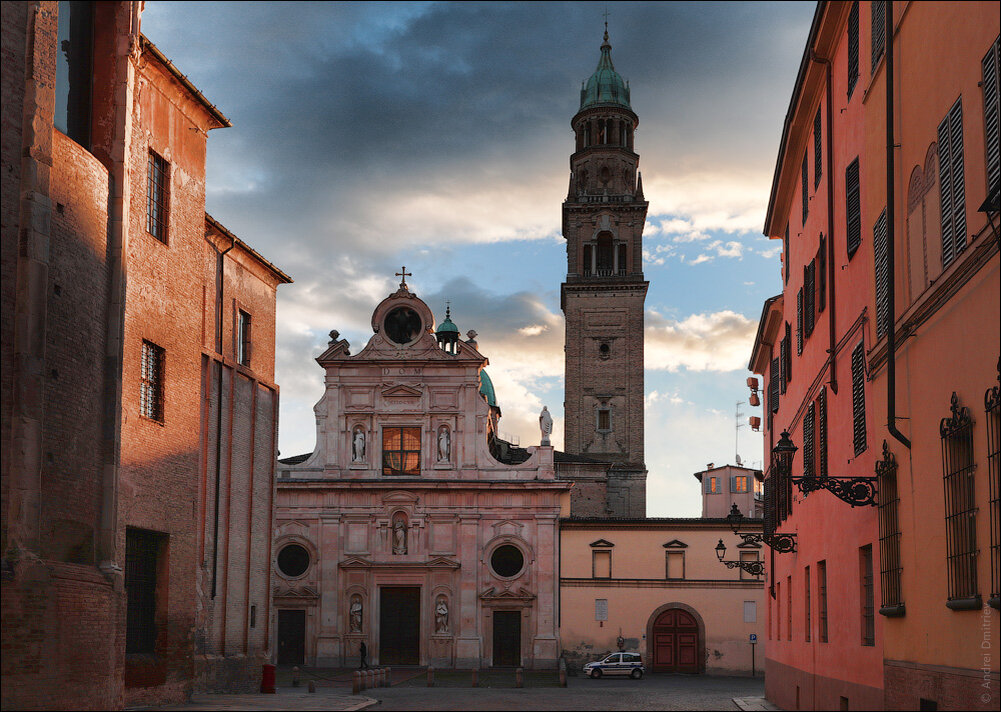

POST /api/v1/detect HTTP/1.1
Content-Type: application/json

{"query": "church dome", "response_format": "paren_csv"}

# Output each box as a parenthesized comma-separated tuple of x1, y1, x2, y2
(479, 369, 497, 407)
(435, 313, 459, 335)
(580, 29, 631, 110)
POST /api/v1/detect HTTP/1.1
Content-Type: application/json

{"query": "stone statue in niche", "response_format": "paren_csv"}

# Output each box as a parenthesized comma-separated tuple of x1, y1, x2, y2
(392, 517, 408, 555)
(437, 426, 450, 462)
(349, 595, 363, 633)
(539, 406, 553, 446)
(435, 595, 449, 634)
(352, 428, 366, 463)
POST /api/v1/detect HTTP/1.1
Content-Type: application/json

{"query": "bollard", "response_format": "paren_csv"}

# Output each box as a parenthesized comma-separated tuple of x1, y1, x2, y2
(352, 671, 361, 695)
(427, 666, 435, 687)
(292, 666, 300, 687)
(385, 666, 392, 687)
(471, 668, 479, 688)
(260, 663, 276, 694)
(515, 667, 523, 688)
(368, 669, 376, 689)
(381, 668, 388, 687)
(559, 657, 567, 688)
(308, 680, 316, 693)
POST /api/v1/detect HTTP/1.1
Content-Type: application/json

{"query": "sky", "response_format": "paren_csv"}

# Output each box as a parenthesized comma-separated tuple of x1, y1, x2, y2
(142, 1, 817, 517)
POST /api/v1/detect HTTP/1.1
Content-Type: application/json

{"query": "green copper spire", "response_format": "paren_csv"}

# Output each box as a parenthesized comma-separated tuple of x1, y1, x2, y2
(579, 26, 631, 110)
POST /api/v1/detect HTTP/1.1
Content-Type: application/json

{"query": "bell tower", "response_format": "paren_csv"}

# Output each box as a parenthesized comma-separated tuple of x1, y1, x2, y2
(561, 27, 648, 513)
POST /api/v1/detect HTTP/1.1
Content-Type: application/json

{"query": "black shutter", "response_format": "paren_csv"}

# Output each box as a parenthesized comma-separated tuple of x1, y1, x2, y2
(802, 154, 809, 224)
(814, 108, 823, 188)
(817, 236, 827, 313)
(796, 289, 804, 355)
(938, 99, 967, 268)
(874, 208, 890, 338)
(770, 356, 781, 414)
(846, 158, 862, 257)
(780, 335, 789, 395)
(852, 342, 868, 456)
(784, 225, 790, 284)
(848, 2, 860, 99)
(804, 402, 816, 478)
(871, 0, 886, 75)
(784, 321, 793, 384)
(984, 37, 1000, 197)
(817, 386, 828, 478)
(804, 260, 816, 337)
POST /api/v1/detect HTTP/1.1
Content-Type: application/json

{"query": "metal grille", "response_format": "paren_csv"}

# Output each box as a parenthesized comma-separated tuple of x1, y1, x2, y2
(817, 237, 827, 313)
(847, 2, 860, 98)
(941, 392, 979, 603)
(877, 441, 904, 609)
(986, 367, 1000, 607)
(851, 342, 867, 456)
(984, 37, 1000, 197)
(814, 108, 823, 188)
(146, 150, 170, 243)
(796, 289, 804, 355)
(125, 529, 161, 654)
(803, 402, 816, 478)
(818, 387, 828, 478)
(804, 260, 816, 337)
(860, 545, 875, 646)
(873, 208, 889, 338)
(818, 560, 828, 642)
(801, 154, 809, 224)
(871, 0, 886, 74)
(804, 566, 812, 642)
(846, 158, 861, 257)
(937, 99, 967, 268)
(140, 340, 164, 422)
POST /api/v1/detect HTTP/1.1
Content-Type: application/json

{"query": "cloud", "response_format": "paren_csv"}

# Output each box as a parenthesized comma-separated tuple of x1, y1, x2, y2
(645, 310, 758, 372)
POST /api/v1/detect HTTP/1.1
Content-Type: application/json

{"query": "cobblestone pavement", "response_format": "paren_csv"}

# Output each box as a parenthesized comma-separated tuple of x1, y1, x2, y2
(143, 689, 378, 711)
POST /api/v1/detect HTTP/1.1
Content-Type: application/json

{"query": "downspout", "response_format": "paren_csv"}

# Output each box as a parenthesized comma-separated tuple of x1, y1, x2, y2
(885, 0, 911, 449)
(810, 49, 838, 395)
(211, 233, 236, 598)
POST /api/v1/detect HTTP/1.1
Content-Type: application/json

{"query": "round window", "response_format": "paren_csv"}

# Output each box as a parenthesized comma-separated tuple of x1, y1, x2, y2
(384, 307, 423, 345)
(277, 544, 310, 578)
(490, 544, 525, 578)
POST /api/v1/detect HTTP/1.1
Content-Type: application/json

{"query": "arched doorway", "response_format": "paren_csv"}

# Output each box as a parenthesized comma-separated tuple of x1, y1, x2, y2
(649, 606, 702, 673)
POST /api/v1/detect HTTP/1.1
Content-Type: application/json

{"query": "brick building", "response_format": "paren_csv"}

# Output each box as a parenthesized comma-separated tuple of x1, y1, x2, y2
(1, 2, 289, 708)
(749, 2, 999, 709)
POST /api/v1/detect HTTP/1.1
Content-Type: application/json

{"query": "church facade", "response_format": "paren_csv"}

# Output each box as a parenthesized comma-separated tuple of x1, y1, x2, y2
(273, 280, 569, 669)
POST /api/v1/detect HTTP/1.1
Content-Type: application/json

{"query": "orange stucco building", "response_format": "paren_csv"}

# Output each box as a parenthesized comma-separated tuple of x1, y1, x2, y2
(751, 2, 999, 710)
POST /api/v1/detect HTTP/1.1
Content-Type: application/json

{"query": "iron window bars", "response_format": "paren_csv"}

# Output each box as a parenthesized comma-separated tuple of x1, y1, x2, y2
(941, 392, 980, 609)
(147, 149, 170, 243)
(987, 362, 1000, 610)
(877, 441, 905, 616)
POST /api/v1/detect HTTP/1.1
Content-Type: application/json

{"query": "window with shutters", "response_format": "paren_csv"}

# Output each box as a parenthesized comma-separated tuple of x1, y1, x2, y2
(804, 402, 816, 478)
(784, 225, 790, 284)
(814, 109, 823, 188)
(732, 475, 750, 493)
(804, 260, 816, 337)
(852, 342, 867, 456)
(941, 393, 979, 605)
(983, 37, 1000, 198)
(796, 290, 804, 355)
(817, 387, 828, 479)
(780, 334, 789, 395)
(878, 441, 904, 612)
(805, 566, 812, 642)
(873, 208, 890, 339)
(784, 322, 793, 384)
(846, 158, 862, 258)
(817, 237, 827, 313)
(847, 2, 860, 99)
(818, 560, 829, 643)
(769, 356, 780, 414)
(938, 99, 967, 268)
(802, 154, 809, 224)
(871, 0, 886, 75)
(705, 476, 721, 494)
(860, 545, 875, 645)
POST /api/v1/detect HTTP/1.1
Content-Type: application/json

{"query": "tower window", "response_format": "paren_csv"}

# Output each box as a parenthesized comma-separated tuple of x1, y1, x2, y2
(597, 408, 611, 432)
(596, 233, 614, 274)
(599, 343, 610, 359)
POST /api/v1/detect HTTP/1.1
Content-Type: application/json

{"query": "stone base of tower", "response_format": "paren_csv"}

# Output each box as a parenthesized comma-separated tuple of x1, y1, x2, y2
(556, 454, 646, 518)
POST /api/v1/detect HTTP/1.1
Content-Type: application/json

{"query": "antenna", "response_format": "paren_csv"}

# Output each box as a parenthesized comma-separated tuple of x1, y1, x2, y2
(735, 400, 745, 466)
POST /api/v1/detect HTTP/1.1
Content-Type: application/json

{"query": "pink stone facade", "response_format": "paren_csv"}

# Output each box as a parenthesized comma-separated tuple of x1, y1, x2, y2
(275, 285, 569, 669)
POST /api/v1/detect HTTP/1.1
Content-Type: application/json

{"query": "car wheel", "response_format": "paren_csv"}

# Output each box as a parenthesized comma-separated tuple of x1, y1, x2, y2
(630, 669, 642, 679)
(591, 669, 602, 679)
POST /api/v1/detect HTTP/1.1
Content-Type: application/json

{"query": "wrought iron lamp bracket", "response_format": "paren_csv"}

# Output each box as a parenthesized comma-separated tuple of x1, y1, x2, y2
(719, 558, 766, 577)
(791, 474, 879, 507)
(736, 531, 798, 554)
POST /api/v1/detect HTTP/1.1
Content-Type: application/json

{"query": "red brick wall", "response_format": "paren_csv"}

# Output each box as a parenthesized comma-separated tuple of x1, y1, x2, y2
(884, 661, 1000, 711)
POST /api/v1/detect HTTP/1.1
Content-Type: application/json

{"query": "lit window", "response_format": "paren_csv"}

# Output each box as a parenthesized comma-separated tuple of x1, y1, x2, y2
(382, 427, 421, 476)
(705, 476, 720, 494)
(732, 476, 749, 493)
(140, 340, 164, 422)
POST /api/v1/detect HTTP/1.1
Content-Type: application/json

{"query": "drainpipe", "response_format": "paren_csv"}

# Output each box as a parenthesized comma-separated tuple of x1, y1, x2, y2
(810, 49, 838, 395)
(885, 0, 911, 449)
(211, 233, 236, 598)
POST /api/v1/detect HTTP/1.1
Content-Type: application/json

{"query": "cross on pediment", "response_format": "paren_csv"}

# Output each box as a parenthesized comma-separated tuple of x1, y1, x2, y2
(396, 266, 412, 287)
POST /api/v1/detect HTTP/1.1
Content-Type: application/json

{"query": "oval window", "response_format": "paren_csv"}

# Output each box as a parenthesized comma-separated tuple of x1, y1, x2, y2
(277, 544, 310, 578)
(490, 544, 525, 578)
(384, 307, 423, 345)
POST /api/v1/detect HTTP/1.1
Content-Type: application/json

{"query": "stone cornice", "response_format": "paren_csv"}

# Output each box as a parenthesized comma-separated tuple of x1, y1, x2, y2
(560, 578, 764, 589)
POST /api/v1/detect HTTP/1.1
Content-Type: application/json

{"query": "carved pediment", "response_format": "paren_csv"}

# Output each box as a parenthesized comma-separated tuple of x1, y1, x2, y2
(480, 586, 536, 602)
(273, 584, 319, 599)
(662, 539, 688, 549)
(338, 556, 373, 569)
(589, 539, 615, 548)
(492, 520, 525, 538)
(381, 383, 423, 398)
(426, 556, 461, 569)
(382, 490, 420, 506)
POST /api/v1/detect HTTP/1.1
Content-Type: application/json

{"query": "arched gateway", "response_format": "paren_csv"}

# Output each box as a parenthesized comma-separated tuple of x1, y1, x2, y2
(646, 603, 704, 673)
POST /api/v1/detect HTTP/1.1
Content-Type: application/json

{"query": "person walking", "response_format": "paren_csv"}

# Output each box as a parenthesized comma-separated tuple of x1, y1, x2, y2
(359, 641, 369, 669)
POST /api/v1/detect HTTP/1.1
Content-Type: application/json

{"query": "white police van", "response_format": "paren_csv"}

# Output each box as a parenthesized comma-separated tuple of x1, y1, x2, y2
(582, 651, 645, 679)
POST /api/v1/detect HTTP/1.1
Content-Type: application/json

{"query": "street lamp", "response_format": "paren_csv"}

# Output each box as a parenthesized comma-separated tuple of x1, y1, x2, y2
(783, 428, 880, 507)
(714, 538, 765, 577)
(726, 502, 797, 554)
